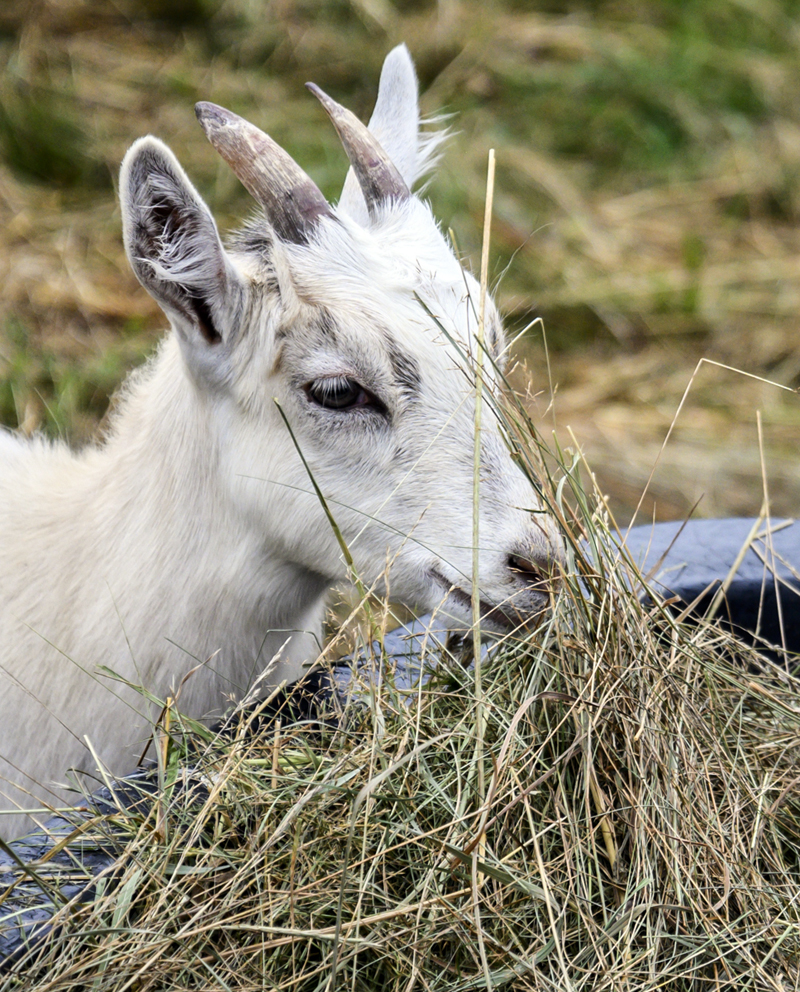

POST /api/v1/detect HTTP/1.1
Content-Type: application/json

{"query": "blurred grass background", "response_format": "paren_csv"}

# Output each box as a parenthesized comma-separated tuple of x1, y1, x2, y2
(2, 0, 800, 523)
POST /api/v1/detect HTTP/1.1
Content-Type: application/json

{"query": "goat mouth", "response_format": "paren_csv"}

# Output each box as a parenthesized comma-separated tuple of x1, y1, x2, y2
(428, 568, 546, 634)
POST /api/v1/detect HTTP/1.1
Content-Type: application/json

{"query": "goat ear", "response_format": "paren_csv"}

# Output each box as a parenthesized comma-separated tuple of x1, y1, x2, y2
(338, 45, 420, 224)
(120, 136, 238, 378)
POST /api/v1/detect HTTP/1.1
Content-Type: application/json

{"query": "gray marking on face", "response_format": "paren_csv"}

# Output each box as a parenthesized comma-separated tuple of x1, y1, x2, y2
(383, 332, 421, 402)
(227, 220, 281, 299)
(222, 280, 248, 346)
(227, 216, 274, 258)
(392, 442, 416, 467)
(487, 313, 503, 360)
(316, 308, 339, 343)
(277, 301, 338, 346)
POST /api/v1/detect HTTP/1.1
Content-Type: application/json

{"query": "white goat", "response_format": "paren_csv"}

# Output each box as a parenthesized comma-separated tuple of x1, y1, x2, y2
(0, 46, 562, 838)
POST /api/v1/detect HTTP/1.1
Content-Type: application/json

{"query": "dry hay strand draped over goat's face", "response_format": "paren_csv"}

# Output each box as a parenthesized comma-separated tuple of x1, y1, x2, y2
(9, 434, 800, 992)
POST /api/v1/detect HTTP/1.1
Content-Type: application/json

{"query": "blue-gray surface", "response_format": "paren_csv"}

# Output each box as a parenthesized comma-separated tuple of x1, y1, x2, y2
(0, 770, 162, 971)
(622, 517, 800, 655)
(2, 517, 798, 971)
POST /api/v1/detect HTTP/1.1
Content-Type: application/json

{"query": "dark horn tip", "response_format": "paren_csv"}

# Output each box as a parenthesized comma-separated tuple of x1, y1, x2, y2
(305, 82, 338, 113)
(195, 101, 232, 131)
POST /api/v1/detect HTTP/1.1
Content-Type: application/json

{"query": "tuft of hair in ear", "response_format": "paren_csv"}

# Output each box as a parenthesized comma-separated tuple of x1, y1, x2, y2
(120, 136, 230, 347)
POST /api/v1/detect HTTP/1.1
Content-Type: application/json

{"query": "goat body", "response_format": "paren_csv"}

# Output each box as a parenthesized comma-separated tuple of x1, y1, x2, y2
(0, 46, 562, 839)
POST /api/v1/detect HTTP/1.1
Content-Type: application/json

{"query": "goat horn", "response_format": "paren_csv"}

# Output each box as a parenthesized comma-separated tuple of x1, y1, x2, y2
(195, 101, 334, 245)
(305, 83, 410, 217)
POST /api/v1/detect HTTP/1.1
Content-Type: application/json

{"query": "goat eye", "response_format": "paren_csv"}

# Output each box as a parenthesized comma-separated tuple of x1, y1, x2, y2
(304, 376, 371, 411)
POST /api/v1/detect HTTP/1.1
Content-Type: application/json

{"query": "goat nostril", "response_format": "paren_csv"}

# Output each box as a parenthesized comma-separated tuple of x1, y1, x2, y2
(507, 552, 553, 589)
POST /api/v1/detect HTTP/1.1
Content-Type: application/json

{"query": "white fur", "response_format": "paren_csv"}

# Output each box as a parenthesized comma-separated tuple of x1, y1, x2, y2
(0, 46, 562, 839)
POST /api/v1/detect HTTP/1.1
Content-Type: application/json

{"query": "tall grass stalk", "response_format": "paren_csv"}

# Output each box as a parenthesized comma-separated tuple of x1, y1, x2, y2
(471, 147, 496, 992)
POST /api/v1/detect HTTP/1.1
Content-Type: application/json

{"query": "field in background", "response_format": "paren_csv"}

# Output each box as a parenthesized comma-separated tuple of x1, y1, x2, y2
(2, 0, 800, 523)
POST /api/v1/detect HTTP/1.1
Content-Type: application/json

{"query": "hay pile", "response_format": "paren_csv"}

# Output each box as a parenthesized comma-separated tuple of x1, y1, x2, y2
(7, 450, 799, 991)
